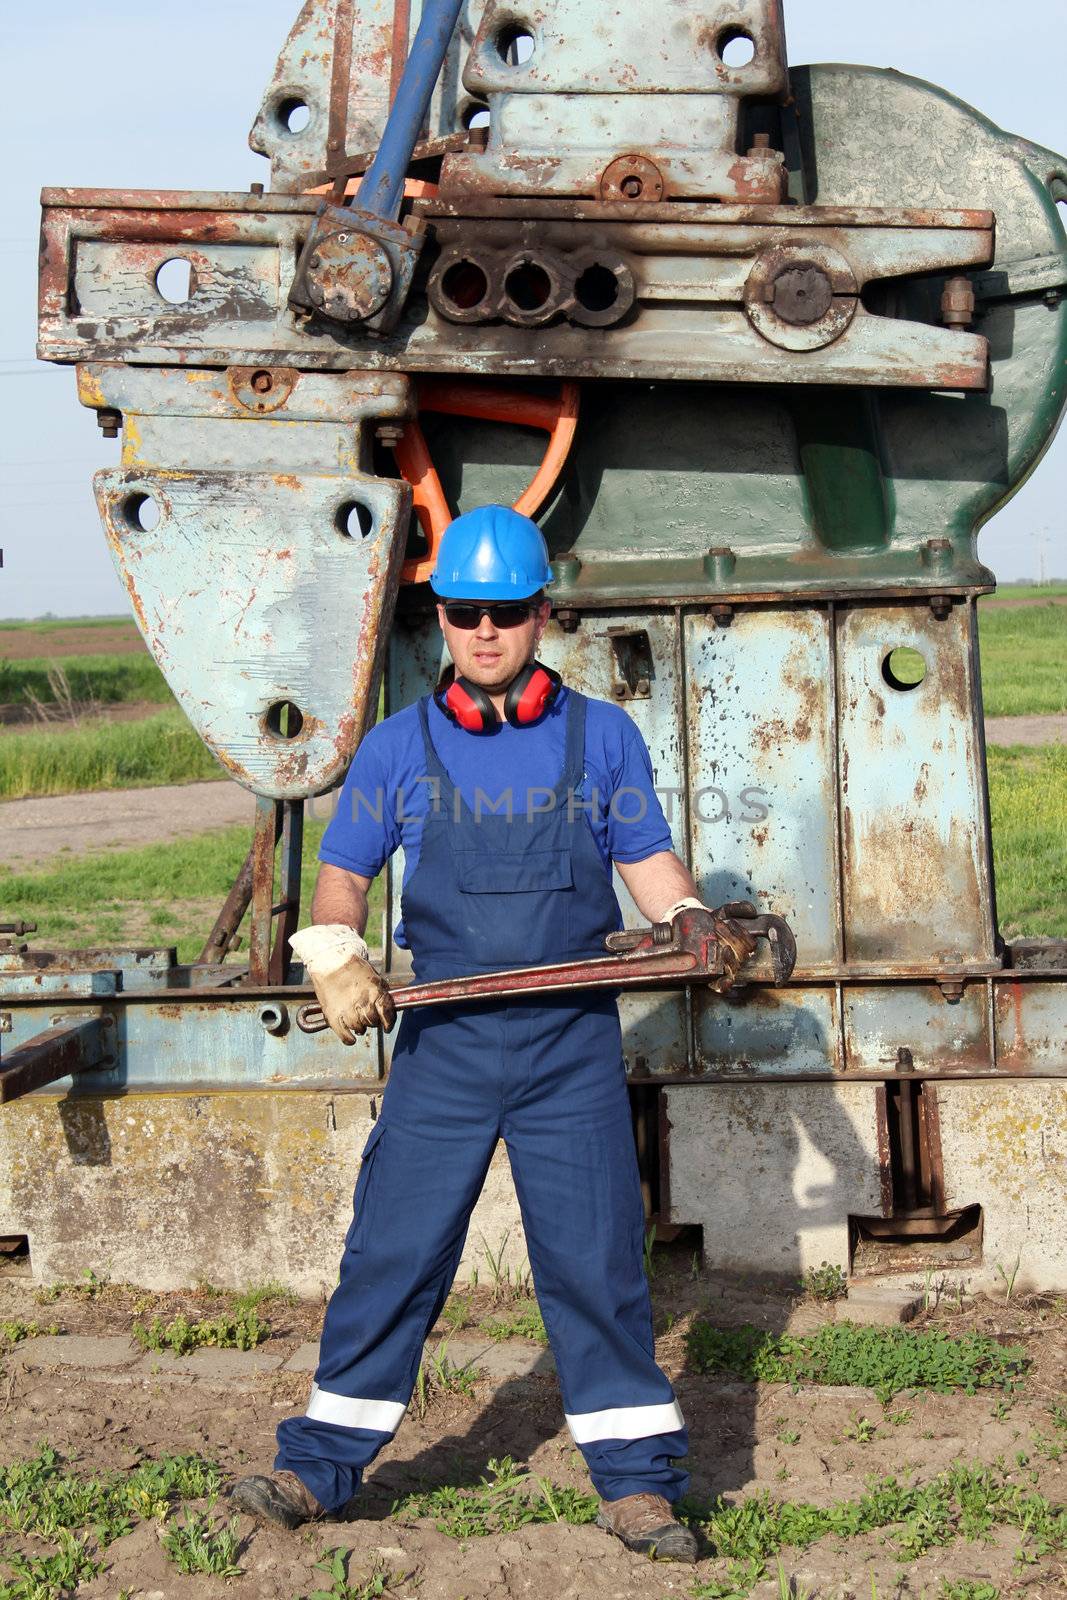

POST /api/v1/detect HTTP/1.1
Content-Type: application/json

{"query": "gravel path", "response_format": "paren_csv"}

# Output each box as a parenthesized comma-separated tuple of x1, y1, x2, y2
(0, 779, 254, 870)
(984, 713, 1067, 746)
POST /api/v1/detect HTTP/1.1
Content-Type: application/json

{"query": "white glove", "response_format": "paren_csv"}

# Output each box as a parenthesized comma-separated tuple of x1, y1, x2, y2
(290, 924, 396, 1044)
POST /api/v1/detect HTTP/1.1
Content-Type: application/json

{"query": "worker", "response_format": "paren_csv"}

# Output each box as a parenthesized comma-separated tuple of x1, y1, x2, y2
(232, 505, 755, 1561)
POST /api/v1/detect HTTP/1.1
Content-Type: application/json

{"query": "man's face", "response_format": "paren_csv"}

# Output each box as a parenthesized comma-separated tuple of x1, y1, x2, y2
(438, 597, 551, 694)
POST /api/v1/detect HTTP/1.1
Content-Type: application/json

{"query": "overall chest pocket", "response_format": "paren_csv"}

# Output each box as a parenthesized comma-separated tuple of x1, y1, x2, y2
(454, 847, 574, 895)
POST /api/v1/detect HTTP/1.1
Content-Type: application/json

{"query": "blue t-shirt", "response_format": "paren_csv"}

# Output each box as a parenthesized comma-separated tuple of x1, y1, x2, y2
(320, 687, 672, 947)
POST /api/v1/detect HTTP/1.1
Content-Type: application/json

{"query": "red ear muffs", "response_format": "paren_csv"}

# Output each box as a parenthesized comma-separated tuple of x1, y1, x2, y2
(504, 662, 563, 727)
(433, 661, 562, 733)
(434, 675, 497, 733)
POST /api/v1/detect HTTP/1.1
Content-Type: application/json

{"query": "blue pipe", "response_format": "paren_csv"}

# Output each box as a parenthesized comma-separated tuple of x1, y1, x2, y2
(357, 0, 466, 220)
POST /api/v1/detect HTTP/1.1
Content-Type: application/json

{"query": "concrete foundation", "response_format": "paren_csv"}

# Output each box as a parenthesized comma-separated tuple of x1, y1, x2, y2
(0, 1089, 525, 1295)
(2, 1080, 1064, 1294)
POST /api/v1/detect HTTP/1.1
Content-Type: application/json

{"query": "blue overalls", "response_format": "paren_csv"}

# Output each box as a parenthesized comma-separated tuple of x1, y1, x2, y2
(276, 691, 688, 1508)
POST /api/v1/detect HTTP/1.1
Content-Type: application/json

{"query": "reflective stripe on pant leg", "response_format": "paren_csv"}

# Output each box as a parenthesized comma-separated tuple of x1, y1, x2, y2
(305, 1385, 407, 1434)
(565, 1399, 685, 1445)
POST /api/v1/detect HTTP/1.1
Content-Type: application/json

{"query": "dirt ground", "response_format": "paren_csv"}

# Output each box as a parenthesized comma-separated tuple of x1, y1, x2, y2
(0, 1257, 1063, 1600)
(0, 779, 252, 869)
(0, 626, 145, 662)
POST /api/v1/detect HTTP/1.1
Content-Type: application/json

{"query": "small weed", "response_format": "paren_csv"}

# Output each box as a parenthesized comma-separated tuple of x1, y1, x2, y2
(0, 1320, 60, 1349)
(425, 1339, 479, 1398)
(133, 1309, 269, 1355)
(0, 1530, 100, 1598)
(692, 1557, 766, 1598)
(302, 1548, 398, 1600)
(939, 1584, 999, 1600)
(775, 1557, 814, 1599)
(991, 1394, 1017, 1421)
(774, 1466, 789, 1482)
(776, 1428, 801, 1446)
(478, 1233, 531, 1301)
(887, 1408, 913, 1426)
(1047, 1401, 1067, 1431)
(684, 1319, 1028, 1401)
(394, 1456, 596, 1538)
(643, 1223, 657, 1280)
(843, 1413, 878, 1445)
(802, 1261, 847, 1302)
(231, 1279, 297, 1314)
(994, 1257, 1021, 1301)
(160, 1508, 242, 1577)
(691, 1250, 702, 1280)
(440, 1293, 473, 1334)
(479, 1298, 548, 1345)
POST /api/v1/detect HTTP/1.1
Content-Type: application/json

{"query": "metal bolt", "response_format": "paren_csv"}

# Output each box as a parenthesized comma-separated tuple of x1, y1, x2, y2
(941, 274, 975, 328)
(620, 175, 643, 198)
(939, 980, 964, 1004)
(0, 1013, 10, 1035)
(771, 264, 833, 325)
(376, 423, 405, 448)
(711, 603, 734, 627)
(96, 408, 121, 439)
(929, 593, 953, 620)
(250, 182, 265, 196)
(309, 254, 321, 270)
(747, 132, 772, 156)
(250, 370, 273, 394)
(895, 1046, 915, 1072)
(468, 125, 490, 149)
(555, 608, 580, 633)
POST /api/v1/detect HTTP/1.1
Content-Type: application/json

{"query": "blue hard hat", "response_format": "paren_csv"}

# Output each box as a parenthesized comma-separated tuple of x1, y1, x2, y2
(430, 504, 554, 600)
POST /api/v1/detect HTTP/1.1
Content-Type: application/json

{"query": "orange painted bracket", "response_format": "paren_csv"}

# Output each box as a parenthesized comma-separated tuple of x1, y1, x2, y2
(397, 380, 580, 585)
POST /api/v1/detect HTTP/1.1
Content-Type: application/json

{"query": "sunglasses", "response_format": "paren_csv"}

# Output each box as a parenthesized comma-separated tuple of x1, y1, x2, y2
(442, 602, 536, 630)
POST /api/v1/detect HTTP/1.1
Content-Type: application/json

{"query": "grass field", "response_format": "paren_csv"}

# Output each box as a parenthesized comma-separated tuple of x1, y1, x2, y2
(0, 652, 171, 709)
(987, 744, 1067, 938)
(0, 615, 131, 633)
(0, 708, 222, 800)
(0, 817, 390, 962)
(983, 582, 1067, 601)
(976, 602, 1067, 717)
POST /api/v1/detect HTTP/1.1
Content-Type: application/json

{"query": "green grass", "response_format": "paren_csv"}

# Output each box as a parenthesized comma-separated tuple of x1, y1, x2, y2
(0, 817, 357, 963)
(978, 603, 1067, 718)
(684, 1461, 1067, 1597)
(983, 583, 1067, 602)
(132, 1308, 270, 1356)
(0, 615, 132, 633)
(159, 1509, 241, 1577)
(988, 745, 1067, 937)
(684, 1321, 1028, 1402)
(393, 1456, 598, 1537)
(0, 653, 168, 709)
(303, 1550, 401, 1600)
(0, 708, 223, 799)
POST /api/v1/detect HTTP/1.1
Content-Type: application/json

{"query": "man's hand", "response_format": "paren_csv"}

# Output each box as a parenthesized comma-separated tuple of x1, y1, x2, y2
(289, 924, 396, 1044)
(662, 896, 758, 994)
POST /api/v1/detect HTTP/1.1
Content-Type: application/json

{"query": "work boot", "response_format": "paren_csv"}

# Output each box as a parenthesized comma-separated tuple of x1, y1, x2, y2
(596, 1492, 699, 1562)
(230, 1469, 334, 1530)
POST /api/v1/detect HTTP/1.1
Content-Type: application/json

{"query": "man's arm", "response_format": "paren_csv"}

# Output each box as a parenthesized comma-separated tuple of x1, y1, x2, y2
(310, 863, 374, 933)
(615, 850, 700, 924)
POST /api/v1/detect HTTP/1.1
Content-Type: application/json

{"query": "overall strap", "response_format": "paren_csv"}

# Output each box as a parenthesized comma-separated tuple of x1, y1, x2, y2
(556, 690, 587, 797)
(416, 697, 455, 796)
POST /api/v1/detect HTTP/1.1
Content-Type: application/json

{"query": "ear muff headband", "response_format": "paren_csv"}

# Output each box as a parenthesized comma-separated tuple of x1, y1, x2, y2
(433, 661, 562, 733)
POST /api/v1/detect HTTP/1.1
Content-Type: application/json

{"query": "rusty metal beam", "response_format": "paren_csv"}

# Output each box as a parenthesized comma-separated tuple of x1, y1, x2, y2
(0, 1016, 107, 1104)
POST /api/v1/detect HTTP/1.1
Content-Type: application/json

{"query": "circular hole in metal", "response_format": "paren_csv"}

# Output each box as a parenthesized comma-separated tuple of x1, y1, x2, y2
(264, 700, 305, 739)
(462, 102, 490, 130)
(619, 175, 643, 199)
(441, 258, 490, 311)
(718, 29, 755, 67)
(250, 369, 273, 394)
(495, 24, 534, 64)
(336, 500, 374, 539)
(259, 1003, 288, 1035)
(505, 259, 551, 312)
(575, 263, 619, 313)
(154, 258, 193, 304)
(277, 96, 311, 134)
(881, 648, 926, 692)
(121, 491, 160, 533)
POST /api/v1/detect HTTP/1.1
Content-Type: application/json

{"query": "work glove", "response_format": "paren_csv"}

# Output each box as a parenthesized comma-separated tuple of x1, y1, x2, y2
(289, 924, 396, 1044)
(662, 896, 759, 994)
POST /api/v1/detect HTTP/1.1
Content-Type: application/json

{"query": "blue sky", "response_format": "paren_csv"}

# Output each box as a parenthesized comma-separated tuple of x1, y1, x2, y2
(2, 0, 1064, 617)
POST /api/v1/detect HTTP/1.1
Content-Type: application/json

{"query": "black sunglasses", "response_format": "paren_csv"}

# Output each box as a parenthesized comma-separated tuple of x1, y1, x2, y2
(443, 602, 536, 630)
